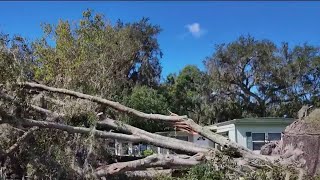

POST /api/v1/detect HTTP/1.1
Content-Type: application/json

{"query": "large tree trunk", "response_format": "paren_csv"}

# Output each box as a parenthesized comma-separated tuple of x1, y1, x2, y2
(91, 154, 203, 178)
(0, 82, 304, 179)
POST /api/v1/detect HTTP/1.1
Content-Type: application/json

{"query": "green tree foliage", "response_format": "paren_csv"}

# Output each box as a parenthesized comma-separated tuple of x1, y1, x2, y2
(1, 9, 320, 178)
(0, 33, 34, 83)
(162, 65, 242, 124)
(32, 9, 162, 100)
(161, 66, 212, 125)
(125, 85, 170, 132)
(0, 10, 164, 178)
(180, 162, 228, 180)
(142, 149, 154, 156)
(205, 35, 320, 118)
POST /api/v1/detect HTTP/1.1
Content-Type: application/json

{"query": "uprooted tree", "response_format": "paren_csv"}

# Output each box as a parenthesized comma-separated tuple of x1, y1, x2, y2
(0, 81, 314, 179)
(0, 9, 319, 179)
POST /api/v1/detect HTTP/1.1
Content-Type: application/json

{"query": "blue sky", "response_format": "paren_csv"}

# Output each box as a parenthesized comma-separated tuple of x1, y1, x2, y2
(0, 2, 319, 80)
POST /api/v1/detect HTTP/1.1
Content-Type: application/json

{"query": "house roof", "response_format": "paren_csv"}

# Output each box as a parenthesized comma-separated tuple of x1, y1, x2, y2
(156, 131, 197, 136)
(206, 117, 295, 130)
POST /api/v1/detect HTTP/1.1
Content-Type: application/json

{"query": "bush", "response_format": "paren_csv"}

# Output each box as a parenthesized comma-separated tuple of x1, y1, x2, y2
(156, 162, 228, 180)
(142, 149, 154, 157)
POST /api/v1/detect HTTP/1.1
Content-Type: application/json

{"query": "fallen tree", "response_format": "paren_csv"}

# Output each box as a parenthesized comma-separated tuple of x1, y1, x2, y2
(0, 82, 310, 179)
(261, 107, 320, 177)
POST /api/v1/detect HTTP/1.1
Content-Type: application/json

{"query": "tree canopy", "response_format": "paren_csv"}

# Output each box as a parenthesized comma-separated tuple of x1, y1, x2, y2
(0, 9, 319, 179)
(33, 10, 162, 99)
(205, 35, 320, 119)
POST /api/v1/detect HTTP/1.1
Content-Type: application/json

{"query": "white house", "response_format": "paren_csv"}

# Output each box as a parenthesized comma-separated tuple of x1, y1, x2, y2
(112, 117, 294, 156)
(113, 131, 214, 156)
(155, 131, 215, 154)
(206, 117, 294, 153)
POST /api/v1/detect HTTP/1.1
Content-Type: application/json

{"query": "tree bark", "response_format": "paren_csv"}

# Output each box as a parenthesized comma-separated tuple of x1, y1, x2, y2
(97, 118, 209, 154)
(17, 82, 258, 157)
(0, 82, 300, 179)
(5, 126, 39, 156)
(0, 112, 209, 155)
(124, 169, 173, 179)
(19, 82, 186, 121)
(0, 115, 143, 143)
(92, 153, 203, 178)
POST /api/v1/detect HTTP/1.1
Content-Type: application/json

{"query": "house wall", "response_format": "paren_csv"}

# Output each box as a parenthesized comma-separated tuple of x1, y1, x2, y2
(216, 124, 236, 142)
(154, 131, 215, 155)
(192, 134, 215, 147)
(236, 124, 288, 153)
(156, 131, 193, 142)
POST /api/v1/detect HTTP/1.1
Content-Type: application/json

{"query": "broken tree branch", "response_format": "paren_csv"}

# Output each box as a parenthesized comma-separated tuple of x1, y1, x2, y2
(5, 126, 39, 156)
(0, 111, 209, 155)
(124, 169, 173, 179)
(0, 92, 210, 155)
(16, 82, 270, 161)
(0, 114, 142, 143)
(0, 91, 67, 127)
(97, 118, 209, 154)
(0, 91, 61, 120)
(91, 153, 203, 178)
(182, 119, 270, 161)
(0, 82, 303, 179)
(19, 82, 187, 121)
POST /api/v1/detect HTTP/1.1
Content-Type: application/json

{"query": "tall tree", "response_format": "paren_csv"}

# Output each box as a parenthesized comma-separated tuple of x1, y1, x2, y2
(125, 85, 170, 132)
(161, 66, 208, 124)
(0, 16, 315, 180)
(32, 10, 162, 100)
(162, 65, 242, 124)
(205, 35, 320, 118)
(0, 33, 34, 83)
(0, 81, 307, 179)
(1, 10, 165, 178)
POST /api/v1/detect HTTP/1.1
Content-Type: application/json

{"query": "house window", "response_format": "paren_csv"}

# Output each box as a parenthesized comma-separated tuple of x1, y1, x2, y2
(267, 133, 281, 142)
(251, 133, 282, 150)
(139, 144, 148, 152)
(175, 136, 189, 141)
(220, 131, 229, 138)
(252, 133, 265, 150)
(122, 142, 129, 155)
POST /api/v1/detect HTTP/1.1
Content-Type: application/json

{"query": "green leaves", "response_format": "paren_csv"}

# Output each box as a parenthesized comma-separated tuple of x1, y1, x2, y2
(205, 35, 320, 118)
(0, 10, 164, 178)
(128, 86, 168, 114)
(33, 9, 162, 100)
(161, 66, 218, 125)
(0, 33, 34, 84)
(125, 86, 169, 132)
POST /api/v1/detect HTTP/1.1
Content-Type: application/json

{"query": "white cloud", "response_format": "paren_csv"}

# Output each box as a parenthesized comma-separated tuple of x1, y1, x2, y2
(186, 23, 205, 38)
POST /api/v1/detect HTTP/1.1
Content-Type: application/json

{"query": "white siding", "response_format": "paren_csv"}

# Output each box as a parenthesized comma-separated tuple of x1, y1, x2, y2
(216, 124, 236, 142)
(155, 131, 215, 154)
(236, 124, 287, 153)
(192, 134, 215, 147)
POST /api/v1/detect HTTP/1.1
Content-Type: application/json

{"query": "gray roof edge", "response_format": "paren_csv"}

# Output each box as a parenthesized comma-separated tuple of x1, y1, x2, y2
(206, 117, 295, 128)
